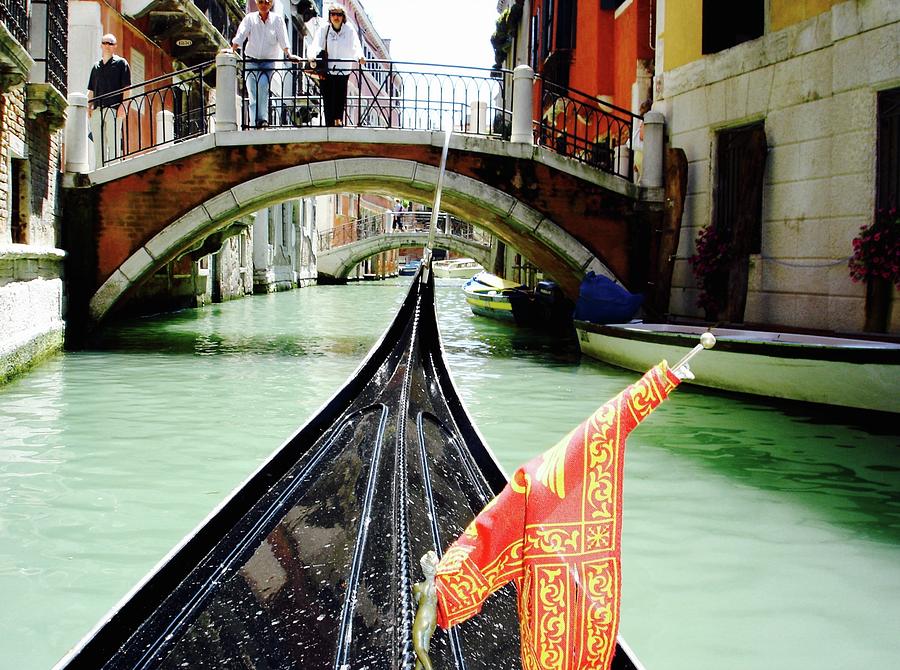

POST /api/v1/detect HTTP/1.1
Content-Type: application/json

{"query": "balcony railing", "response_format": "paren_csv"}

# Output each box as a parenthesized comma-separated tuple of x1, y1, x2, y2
(45, 0, 68, 96)
(0, 0, 28, 46)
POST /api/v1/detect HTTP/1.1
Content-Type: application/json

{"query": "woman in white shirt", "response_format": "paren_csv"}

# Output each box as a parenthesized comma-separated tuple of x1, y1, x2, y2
(310, 3, 365, 127)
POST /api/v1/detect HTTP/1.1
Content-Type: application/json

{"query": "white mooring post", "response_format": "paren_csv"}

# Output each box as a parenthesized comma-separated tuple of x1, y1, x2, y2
(511, 64, 534, 145)
(642, 110, 665, 189)
(65, 93, 89, 173)
(215, 52, 239, 132)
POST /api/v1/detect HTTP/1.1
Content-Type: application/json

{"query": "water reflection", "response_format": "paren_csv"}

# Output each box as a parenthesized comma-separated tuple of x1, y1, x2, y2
(0, 278, 898, 670)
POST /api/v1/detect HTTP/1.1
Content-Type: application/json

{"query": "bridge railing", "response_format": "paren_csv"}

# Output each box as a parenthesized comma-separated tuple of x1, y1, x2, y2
(240, 59, 509, 136)
(534, 77, 640, 178)
(83, 57, 645, 182)
(91, 60, 213, 166)
(317, 212, 489, 253)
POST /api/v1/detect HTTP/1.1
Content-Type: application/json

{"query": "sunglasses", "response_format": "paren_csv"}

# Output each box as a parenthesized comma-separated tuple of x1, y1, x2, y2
(329, 11, 344, 16)
(101, 41, 116, 45)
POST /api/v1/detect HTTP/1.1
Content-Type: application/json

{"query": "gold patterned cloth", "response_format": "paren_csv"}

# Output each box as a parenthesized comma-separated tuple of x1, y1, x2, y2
(434, 362, 682, 670)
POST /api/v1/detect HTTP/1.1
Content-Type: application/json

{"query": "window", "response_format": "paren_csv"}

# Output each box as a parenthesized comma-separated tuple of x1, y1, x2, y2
(541, 0, 554, 60)
(556, 0, 577, 50)
(876, 88, 900, 211)
(529, 13, 540, 69)
(702, 0, 764, 55)
(10, 158, 29, 244)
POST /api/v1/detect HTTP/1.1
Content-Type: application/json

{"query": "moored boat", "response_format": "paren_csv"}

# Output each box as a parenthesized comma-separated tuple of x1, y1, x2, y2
(432, 257, 484, 279)
(575, 320, 900, 413)
(461, 270, 523, 322)
(55, 271, 646, 670)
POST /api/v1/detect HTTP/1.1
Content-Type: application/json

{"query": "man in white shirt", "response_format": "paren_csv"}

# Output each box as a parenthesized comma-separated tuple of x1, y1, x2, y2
(231, 1, 299, 128)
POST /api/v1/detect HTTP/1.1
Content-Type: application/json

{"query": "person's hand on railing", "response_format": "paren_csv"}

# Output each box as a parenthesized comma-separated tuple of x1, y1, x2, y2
(287, 53, 302, 63)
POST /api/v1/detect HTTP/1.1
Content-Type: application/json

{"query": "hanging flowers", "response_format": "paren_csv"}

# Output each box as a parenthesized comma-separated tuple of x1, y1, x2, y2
(688, 225, 731, 315)
(848, 208, 900, 288)
(491, 1, 524, 68)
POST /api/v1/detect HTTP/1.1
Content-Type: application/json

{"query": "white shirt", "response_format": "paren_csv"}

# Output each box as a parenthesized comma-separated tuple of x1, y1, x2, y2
(311, 20, 364, 73)
(232, 12, 289, 60)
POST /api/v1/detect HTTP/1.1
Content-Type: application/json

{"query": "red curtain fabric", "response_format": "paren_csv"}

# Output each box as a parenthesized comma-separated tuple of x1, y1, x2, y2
(434, 362, 682, 670)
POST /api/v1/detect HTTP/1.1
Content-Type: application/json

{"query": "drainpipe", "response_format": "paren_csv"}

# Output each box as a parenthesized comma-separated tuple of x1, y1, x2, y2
(215, 51, 238, 132)
(511, 64, 534, 145)
(65, 93, 89, 173)
(641, 110, 665, 189)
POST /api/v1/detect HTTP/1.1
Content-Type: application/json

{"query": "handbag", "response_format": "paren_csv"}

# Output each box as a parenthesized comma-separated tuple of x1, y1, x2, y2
(313, 25, 330, 79)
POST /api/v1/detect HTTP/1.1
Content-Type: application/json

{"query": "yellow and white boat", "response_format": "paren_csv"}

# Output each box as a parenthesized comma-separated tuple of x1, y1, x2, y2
(461, 271, 524, 322)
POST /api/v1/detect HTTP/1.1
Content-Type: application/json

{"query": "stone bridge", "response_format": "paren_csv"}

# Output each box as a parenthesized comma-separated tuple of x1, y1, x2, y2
(317, 229, 492, 280)
(62, 59, 666, 335)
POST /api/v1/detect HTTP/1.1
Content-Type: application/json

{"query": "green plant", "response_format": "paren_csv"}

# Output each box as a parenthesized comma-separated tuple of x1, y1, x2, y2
(688, 225, 731, 315)
(848, 208, 900, 288)
(490, 1, 524, 68)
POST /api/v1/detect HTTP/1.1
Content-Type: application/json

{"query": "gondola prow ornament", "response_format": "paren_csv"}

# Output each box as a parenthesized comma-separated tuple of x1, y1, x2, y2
(413, 335, 715, 670)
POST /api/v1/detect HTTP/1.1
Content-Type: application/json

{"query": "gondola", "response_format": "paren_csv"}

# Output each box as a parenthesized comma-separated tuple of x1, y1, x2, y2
(54, 269, 646, 670)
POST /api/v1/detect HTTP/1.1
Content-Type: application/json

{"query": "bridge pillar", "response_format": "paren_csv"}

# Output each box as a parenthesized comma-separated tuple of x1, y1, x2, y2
(511, 65, 534, 144)
(642, 110, 665, 189)
(64, 93, 89, 173)
(215, 52, 239, 132)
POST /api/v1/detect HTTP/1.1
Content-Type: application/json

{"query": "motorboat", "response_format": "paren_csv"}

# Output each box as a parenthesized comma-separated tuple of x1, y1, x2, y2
(461, 271, 523, 322)
(432, 257, 484, 279)
(53, 269, 648, 669)
(399, 259, 422, 276)
(575, 320, 900, 413)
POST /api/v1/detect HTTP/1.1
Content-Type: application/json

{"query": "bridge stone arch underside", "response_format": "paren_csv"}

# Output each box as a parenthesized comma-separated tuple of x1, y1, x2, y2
(65, 136, 645, 330)
(318, 233, 492, 279)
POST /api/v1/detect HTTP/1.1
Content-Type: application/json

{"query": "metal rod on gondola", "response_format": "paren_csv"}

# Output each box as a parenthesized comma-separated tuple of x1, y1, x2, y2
(672, 331, 717, 377)
(421, 127, 452, 282)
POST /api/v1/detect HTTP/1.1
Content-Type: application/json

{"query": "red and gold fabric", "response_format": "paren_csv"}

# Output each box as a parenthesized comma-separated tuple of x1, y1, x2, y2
(434, 362, 682, 670)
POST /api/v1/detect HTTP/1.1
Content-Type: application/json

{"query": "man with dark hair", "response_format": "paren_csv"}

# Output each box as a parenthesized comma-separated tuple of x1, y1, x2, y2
(88, 34, 131, 169)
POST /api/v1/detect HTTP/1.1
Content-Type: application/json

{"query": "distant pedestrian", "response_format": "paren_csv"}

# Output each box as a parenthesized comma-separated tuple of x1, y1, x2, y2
(310, 3, 365, 127)
(87, 34, 130, 168)
(231, 0, 300, 128)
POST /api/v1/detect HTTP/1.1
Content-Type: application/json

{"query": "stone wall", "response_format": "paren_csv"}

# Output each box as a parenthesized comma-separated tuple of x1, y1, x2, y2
(0, 78, 66, 383)
(660, 0, 899, 332)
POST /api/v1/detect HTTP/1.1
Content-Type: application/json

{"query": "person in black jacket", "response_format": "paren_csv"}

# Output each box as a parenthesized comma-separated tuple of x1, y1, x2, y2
(87, 34, 131, 168)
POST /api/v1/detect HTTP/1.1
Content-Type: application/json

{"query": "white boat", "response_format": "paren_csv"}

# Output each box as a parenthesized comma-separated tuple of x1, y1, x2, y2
(432, 257, 484, 279)
(575, 320, 900, 413)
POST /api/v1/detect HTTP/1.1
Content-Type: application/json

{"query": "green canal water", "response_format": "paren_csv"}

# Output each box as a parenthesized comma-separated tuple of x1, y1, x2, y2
(1, 278, 898, 669)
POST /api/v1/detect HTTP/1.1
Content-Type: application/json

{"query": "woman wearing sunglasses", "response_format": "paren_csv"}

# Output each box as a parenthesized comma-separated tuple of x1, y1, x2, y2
(310, 3, 365, 127)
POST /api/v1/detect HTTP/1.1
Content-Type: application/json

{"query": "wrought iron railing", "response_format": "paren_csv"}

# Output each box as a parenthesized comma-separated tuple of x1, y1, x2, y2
(92, 60, 213, 166)
(535, 77, 640, 179)
(0, 0, 28, 46)
(45, 0, 68, 97)
(89, 57, 643, 182)
(239, 59, 510, 136)
(317, 212, 489, 252)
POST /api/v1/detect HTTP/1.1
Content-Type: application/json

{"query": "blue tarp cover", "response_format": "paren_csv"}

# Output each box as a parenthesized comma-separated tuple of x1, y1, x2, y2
(572, 272, 643, 324)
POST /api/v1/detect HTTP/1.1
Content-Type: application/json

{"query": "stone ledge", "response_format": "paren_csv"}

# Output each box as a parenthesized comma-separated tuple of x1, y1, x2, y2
(0, 21, 34, 90)
(0, 244, 66, 261)
(0, 323, 64, 385)
(25, 83, 68, 130)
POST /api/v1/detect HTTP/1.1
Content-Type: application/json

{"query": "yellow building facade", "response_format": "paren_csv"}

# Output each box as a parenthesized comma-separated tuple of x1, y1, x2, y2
(654, 0, 899, 333)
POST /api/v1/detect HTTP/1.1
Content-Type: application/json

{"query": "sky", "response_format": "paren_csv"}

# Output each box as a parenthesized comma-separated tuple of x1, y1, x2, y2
(358, 0, 498, 69)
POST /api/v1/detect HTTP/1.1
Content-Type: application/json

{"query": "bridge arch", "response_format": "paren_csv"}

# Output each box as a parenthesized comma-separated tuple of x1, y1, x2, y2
(317, 231, 492, 280)
(89, 157, 618, 322)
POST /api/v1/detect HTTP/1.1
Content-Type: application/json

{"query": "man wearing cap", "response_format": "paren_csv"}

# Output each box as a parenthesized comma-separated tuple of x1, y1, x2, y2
(231, 0, 299, 128)
(87, 34, 131, 168)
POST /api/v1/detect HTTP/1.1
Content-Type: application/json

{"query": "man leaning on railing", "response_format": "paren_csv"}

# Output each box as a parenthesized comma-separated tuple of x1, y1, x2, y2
(229, 0, 301, 129)
(87, 34, 130, 169)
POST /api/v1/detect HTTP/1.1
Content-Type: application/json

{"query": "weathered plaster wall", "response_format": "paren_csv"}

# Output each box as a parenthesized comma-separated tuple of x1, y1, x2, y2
(659, 0, 900, 332)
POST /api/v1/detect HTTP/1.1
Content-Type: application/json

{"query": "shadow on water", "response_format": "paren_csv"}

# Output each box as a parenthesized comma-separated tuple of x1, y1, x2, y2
(582, 358, 900, 546)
